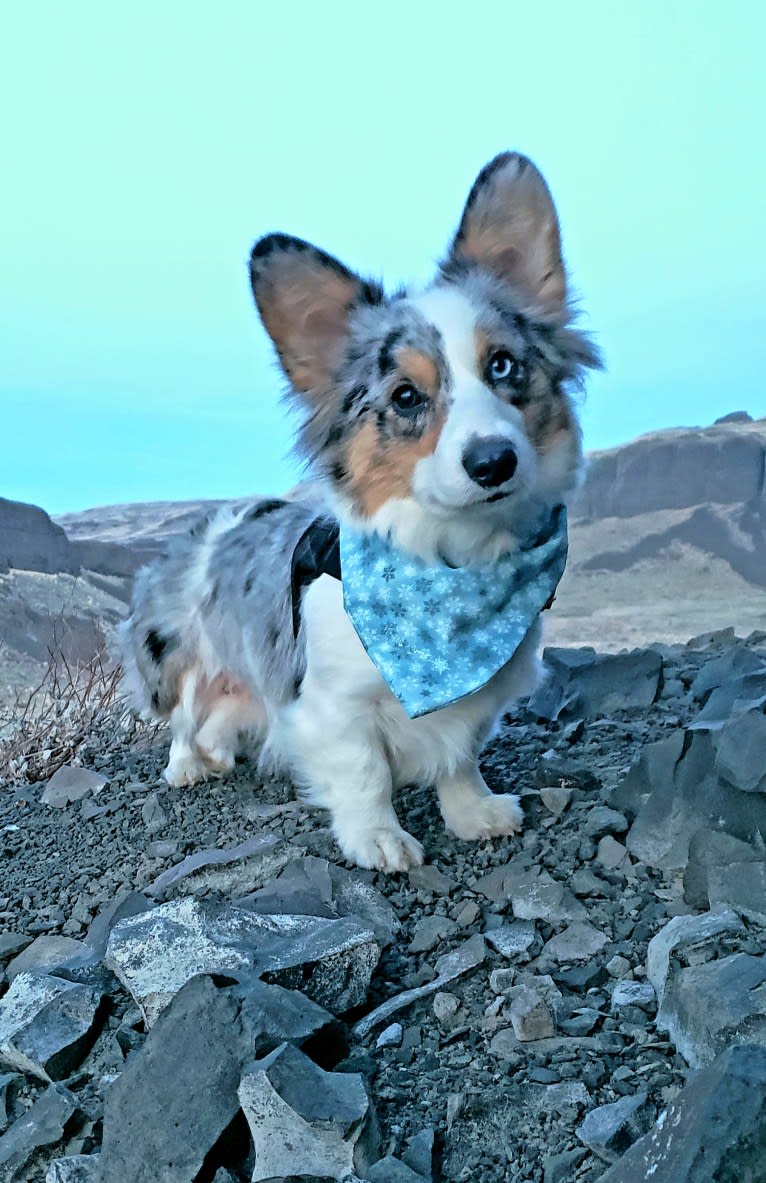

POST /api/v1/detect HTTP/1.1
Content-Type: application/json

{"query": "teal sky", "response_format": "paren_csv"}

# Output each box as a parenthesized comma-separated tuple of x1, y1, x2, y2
(3, 1, 764, 513)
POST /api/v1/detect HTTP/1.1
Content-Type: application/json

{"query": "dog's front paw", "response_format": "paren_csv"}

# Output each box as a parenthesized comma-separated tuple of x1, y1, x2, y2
(336, 823, 424, 873)
(447, 792, 524, 841)
(164, 753, 207, 788)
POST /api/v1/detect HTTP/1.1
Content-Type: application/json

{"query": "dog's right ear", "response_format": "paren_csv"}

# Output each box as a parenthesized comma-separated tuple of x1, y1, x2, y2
(250, 235, 380, 396)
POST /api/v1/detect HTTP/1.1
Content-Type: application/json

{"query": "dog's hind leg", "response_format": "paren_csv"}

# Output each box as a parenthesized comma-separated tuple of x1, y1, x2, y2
(195, 676, 266, 774)
(437, 762, 523, 841)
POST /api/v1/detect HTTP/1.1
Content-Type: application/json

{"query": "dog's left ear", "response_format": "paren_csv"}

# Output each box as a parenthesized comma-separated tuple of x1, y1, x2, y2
(250, 234, 377, 396)
(447, 152, 566, 312)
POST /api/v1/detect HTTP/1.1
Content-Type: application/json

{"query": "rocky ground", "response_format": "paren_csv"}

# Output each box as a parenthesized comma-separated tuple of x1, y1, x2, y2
(1, 629, 765, 1181)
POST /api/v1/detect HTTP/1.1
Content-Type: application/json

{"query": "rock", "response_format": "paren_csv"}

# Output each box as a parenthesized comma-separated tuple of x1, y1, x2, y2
(542, 1147, 587, 1183)
(105, 896, 379, 1025)
(530, 647, 663, 720)
(507, 865, 586, 923)
(433, 992, 460, 1023)
(84, 892, 155, 957)
(605, 954, 632, 979)
(376, 1023, 403, 1049)
(99, 975, 247, 1183)
(646, 910, 744, 1003)
(690, 675, 766, 731)
(0, 1072, 18, 1134)
(0, 1084, 78, 1179)
(402, 1127, 434, 1178)
(596, 1043, 766, 1182)
(584, 806, 628, 839)
(543, 920, 608, 963)
(576, 1091, 651, 1162)
(708, 860, 766, 924)
(408, 865, 457, 895)
(683, 828, 764, 909)
(534, 1081, 591, 1114)
(367, 1155, 429, 1182)
(509, 986, 555, 1041)
(0, 973, 106, 1082)
(485, 920, 537, 957)
(147, 834, 296, 899)
(611, 980, 656, 1012)
(140, 792, 168, 833)
(597, 836, 629, 869)
(0, 935, 32, 963)
(45, 1156, 100, 1182)
(690, 644, 766, 700)
(715, 704, 766, 792)
(539, 786, 572, 816)
(41, 766, 107, 809)
(238, 1041, 377, 1181)
(409, 915, 457, 953)
(657, 951, 766, 1067)
(6, 936, 90, 982)
(353, 935, 486, 1039)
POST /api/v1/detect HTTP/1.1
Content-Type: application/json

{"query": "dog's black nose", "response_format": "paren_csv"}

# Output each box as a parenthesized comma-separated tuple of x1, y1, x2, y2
(462, 437, 518, 489)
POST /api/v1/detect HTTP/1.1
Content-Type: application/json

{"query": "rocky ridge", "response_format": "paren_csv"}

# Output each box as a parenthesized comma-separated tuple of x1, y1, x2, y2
(1, 627, 765, 1180)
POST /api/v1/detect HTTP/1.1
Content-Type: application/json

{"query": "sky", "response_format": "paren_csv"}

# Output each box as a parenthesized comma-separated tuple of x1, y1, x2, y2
(2, 1, 765, 514)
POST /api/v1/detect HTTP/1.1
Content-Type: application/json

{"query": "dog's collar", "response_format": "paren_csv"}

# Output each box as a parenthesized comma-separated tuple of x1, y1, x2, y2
(340, 505, 568, 718)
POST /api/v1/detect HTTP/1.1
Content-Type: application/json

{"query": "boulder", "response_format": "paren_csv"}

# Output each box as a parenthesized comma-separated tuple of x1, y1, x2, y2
(0, 973, 106, 1082)
(576, 1091, 651, 1162)
(0, 1085, 78, 1180)
(529, 647, 663, 720)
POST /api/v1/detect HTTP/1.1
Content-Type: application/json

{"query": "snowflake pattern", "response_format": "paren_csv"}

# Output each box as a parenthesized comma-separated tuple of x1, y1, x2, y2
(340, 507, 569, 718)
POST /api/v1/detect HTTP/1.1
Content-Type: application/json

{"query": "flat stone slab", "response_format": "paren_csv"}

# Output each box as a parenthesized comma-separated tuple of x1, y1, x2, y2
(475, 860, 585, 922)
(6, 936, 90, 982)
(105, 896, 379, 1025)
(146, 834, 296, 899)
(658, 951, 766, 1067)
(646, 909, 744, 1003)
(0, 973, 105, 1082)
(543, 921, 608, 963)
(41, 766, 107, 808)
(238, 1041, 376, 1181)
(577, 1091, 650, 1163)
(596, 1043, 766, 1182)
(530, 647, 663, 720)
(0, 1085, 78, 1178)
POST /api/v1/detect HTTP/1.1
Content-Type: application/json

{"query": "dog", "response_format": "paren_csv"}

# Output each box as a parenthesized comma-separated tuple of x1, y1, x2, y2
(120, 151, 601, 872)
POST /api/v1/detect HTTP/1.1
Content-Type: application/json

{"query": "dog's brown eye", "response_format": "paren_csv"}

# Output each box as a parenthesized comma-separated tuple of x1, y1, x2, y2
(487, 350, 525, 388)
(391, 383, 426, 417)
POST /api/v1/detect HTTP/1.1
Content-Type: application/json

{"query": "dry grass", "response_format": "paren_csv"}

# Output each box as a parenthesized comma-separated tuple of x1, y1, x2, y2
(0, 649, 159, 787)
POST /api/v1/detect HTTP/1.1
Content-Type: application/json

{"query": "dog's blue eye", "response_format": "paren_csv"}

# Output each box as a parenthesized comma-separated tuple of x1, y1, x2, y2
(391, 383, 426, 416)
(487, 350, 524, 386)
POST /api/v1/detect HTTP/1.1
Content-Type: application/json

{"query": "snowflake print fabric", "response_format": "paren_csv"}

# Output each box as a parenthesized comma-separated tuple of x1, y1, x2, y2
(340, 505, 568, 718)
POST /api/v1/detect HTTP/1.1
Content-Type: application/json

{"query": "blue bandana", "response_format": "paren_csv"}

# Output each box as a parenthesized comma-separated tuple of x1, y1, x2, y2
(340, 505, 568, 718)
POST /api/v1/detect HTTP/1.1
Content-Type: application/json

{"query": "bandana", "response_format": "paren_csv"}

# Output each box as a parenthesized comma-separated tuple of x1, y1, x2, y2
(340, 505, 568, 718)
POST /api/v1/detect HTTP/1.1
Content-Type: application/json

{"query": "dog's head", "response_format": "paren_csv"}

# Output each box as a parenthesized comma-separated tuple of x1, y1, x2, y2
(250, 153, 601, 559)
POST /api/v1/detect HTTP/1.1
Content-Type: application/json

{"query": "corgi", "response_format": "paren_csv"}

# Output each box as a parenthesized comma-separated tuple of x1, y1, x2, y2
(120, 152, 601, 872)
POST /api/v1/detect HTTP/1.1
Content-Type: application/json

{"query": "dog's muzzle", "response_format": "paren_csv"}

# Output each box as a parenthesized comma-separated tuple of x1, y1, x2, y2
(462, 436, 518, 489)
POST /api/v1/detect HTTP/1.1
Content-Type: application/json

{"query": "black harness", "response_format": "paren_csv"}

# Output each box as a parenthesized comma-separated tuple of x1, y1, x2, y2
(290, 517, 341, 637)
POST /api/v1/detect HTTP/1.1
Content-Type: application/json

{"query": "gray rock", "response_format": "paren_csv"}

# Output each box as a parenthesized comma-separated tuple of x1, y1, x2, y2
(0, 972, 105, 1081)
(534, 1081, 591, 1114)
(530, 647, 663, 720)
(596, 1043, 766, 1182)
(367, 1155, 429, 1182)
(99, 975, 246, 1183)
(353, 934, 486, 1038)
(611, 980, 656, 1012)
(576, 1091, 651, 1162)
(584, 806, 629, 839)
(0, 1072, 18, 1134)
(708, 860, 766, 924)
(45, 1156, 100, 1182)
(84, 892, 155, 957)
(140, 792, 168, 833)
(376, 1023, 403, 1049)
(542, 1147, 587, 1183)
(485, 920, 537, 957)
(646, 910, 744, 1003)
(409, 915, 457, 953)
(597, 835, 629, 869)
(690, 675, 766, 731)
(6, 936, 90, 981)
(683, 828, 764, 909)
(690, 643, 766, 700)
(105, 896, 379, 1025)
(147, 834, 296, 899)
(543, 920, 608, 963)
(0, 935, 32, 963)
(432, 992, 460, 1023)
(715, 705, 766, 792)
(474, 861, 586, 922)
(237, 975, 339, 1051)
(402, 1127, 434, 1178)
(509, 986, 555, 1041)
(0, 1084, 78, 1179)
(238, 1041, 377, 1181)
(41, 766, 107, 808)
(539, 786, 572, 816)
(657, 951, 766, 1067)
(606, 954, 632, 978)
(407, 865, 457, 895)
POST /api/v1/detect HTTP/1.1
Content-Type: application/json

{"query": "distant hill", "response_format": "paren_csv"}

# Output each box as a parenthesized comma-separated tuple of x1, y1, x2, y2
(1, 413, 764, 700)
